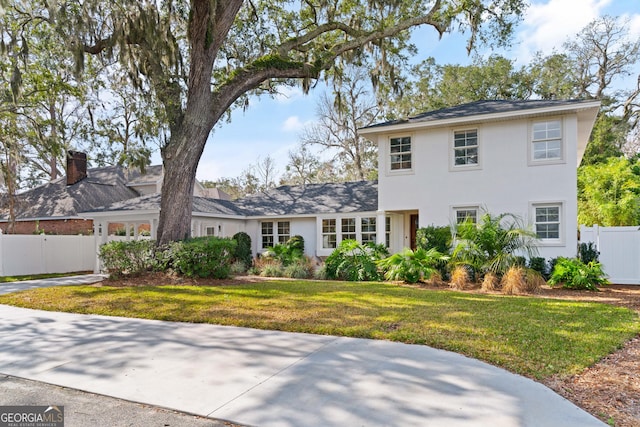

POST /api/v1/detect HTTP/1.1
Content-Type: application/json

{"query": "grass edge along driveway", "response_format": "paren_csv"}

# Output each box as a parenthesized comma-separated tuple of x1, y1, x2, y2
(0, 279, 637, 380)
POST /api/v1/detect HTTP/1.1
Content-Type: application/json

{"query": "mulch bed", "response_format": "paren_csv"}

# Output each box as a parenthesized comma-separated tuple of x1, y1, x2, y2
(100, 274, 640, 426)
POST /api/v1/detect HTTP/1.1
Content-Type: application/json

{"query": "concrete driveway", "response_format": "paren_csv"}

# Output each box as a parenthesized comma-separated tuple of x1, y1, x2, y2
(0, 276, 605, 426)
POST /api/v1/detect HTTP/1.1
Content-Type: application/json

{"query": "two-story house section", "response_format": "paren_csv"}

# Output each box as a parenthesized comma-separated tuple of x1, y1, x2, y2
(359, 99, 601, 259)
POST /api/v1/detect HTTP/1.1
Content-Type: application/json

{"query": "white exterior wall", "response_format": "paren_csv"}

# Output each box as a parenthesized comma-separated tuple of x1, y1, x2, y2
(377, 115, 580, 259)
(253, 217, 317, 257)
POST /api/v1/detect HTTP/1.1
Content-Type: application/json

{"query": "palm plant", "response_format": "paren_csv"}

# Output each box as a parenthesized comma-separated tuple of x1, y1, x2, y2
(377, 247, 448, 284)
(450, 212, 539, 277)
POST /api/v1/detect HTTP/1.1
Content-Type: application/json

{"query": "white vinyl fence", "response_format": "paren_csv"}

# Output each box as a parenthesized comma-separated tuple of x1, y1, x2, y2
(0, 234, 96, 276)
(579, 225, 640, 285)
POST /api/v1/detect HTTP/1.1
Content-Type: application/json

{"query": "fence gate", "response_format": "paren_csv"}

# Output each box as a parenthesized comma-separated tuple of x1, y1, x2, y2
(580, 225, 640, 285)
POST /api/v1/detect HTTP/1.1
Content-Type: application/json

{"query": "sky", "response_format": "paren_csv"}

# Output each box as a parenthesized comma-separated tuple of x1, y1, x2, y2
(151, 0, 640, 182)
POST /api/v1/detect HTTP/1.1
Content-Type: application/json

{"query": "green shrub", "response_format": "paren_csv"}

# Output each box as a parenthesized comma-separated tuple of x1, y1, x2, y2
(377, 248, 448, 284)
(528, 257, 548, 278)
(262, 236, 305, 266)
(578, 242, 600, 264)
(548, 257, 609, 291)
(232, 232, 253, 268)
(99, 240, 156, 278)
(324, 240, 388, 281)
(170, 237, 236, 279)
(416, 225, 451, 253)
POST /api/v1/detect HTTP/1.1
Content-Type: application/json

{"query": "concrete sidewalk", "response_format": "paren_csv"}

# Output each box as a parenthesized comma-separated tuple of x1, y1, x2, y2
(0, 274, 107, 295)
(0, 276, 605, 426)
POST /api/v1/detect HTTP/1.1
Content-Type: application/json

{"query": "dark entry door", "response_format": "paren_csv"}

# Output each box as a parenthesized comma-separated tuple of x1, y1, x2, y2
(410, 214, 419, 249)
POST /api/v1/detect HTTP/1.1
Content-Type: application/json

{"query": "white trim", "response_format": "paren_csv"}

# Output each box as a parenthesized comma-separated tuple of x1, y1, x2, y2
(449, 126, 482, 172)
(359, 101, 601, 135)
(386, 134, 415, 176)
(530, 201, 565, 246)
(528, 117, 566, 166)
(451, 205, 480, 224)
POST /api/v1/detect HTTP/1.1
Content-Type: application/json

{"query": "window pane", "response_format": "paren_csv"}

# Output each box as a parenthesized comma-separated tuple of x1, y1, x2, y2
(453, 130, 478, 166)
(261, 222, 273, 234)
(323, 234, 337, 248)
(535, 206, 560, 239)
(322, 219, 336, 233)
(390, 137, 411, 170)
(277, 221, 290, 235)
(456, 209, 477, 224)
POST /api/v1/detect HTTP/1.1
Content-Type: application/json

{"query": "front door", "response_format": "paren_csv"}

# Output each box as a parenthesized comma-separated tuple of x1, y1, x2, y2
(410, 214, 419, 249)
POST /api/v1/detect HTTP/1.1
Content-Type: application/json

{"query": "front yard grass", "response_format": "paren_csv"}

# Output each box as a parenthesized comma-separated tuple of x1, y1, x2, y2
(0, 279, 637, 380)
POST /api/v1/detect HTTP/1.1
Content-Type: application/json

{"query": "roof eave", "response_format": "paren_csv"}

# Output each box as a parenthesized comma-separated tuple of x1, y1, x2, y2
(359, 101, 602, 136)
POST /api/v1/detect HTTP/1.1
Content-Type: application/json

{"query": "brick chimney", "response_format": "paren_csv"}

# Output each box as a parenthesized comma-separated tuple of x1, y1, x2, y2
(66, 151, 87, 186)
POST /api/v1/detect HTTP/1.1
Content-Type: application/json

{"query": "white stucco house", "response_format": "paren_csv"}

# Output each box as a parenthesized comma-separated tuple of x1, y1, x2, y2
(78, 99, 600, 261)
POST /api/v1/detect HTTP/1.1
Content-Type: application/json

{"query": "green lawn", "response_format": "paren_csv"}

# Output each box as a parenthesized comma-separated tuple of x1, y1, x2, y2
(0, 279, 637, 379)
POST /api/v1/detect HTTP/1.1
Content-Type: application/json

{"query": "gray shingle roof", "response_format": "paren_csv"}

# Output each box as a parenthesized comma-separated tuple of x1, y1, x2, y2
(85, 193, 247, 216)
(362, 99, 598, 129)
(0, 166, 140, 220)
(237, 181, 378, 216)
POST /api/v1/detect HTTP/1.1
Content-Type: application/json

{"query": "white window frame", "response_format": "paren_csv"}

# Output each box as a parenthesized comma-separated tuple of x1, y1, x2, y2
(529, 118, 565, 165)
(531, 202, 564, 245)
(317, 215, 389, 255)
(341, 217, 357, 241)
(277, 221, 291, 244)
(261, 221, 274, 249)
(361, 217, 377, 244)
(388, 135, 413, 174)
(450, 128, 481, 171)
(322, 218, 337, 249)
(452, 206, 480, 224)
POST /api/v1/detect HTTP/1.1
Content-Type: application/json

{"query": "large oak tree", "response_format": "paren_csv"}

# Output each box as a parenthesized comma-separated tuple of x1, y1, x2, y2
(12, 0, 526, 244)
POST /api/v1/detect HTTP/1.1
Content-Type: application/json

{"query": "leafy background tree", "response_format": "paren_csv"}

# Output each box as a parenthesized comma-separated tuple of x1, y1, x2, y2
(18, 0, 526, 244)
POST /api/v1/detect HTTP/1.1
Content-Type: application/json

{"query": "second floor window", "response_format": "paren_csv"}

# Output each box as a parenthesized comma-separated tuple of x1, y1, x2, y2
(453, 129, 478, 166)
(532, 120, 562, 161)
(390, 136, 412, 170)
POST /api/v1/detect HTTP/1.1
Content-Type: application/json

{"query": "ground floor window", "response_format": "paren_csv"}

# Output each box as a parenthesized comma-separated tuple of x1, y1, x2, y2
(454, 207, 479, 224)
(341, 218, 356, 241)
(261, 222, 274, 248)
(277, 221, 290, 244)
(206, 226, 216, 236)
(322, 219, 337, 248)
(361, 217, 377, 244)
(534, 205, 561, 240)
(386, 216, 391, 248)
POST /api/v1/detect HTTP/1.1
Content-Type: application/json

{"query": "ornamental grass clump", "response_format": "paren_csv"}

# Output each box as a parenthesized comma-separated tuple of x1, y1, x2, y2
(501, 266, 545, 295)
(481, 272, 499, 292)
(449, 265, 471, 290)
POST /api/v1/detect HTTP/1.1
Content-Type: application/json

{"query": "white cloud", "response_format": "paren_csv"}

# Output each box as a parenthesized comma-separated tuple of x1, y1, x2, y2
(514, 0, 611, 63)
(282, 115, 315, 132)
(274, 86, 304, 104)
